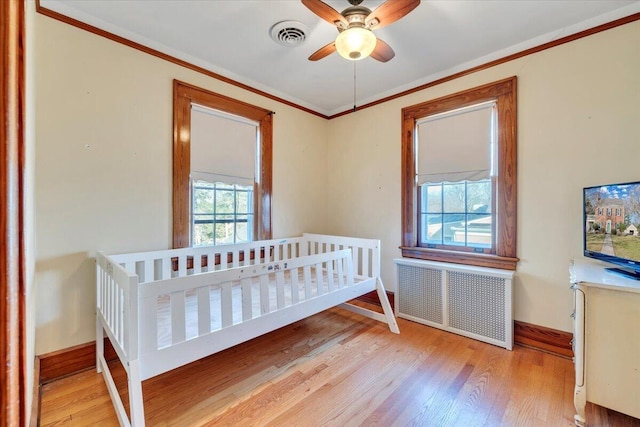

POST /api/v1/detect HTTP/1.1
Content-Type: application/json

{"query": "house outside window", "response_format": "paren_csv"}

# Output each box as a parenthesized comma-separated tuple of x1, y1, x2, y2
(420, 180, 492, 248)
(401, 77, 518, 270)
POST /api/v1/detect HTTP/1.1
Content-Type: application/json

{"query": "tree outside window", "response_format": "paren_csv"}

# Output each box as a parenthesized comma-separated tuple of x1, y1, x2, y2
(192, 181, 253, 246)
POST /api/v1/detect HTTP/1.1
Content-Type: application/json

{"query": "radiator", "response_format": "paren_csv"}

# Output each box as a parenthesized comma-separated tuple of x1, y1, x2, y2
(394, 258, 515, 350)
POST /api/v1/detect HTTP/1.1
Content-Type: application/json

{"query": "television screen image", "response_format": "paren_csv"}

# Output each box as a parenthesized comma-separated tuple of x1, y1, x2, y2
(584, 181, 640, 280)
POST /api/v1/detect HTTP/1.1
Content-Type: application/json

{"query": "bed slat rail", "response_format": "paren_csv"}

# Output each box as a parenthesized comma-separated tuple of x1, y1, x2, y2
(96, 252, 142, 427)
(96, 252, 138, 365)
(109, 237, 304, 282)
(302, 233, 380, 279)
(136, 249, 354, 359)
(138, 249, 361, 381)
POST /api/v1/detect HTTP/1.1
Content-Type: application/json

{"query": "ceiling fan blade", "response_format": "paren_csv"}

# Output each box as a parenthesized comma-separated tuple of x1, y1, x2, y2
(366, 0, 420, 30)
(308, 42, 337, 61)
(301, 0, 347, 26)
(370, 38, 395, 62)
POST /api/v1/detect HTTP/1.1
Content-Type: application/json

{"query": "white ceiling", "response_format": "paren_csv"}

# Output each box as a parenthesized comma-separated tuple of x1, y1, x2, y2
(40, 0, 640, 116)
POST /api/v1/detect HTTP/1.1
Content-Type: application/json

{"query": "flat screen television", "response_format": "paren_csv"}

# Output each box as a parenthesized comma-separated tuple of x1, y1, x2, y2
(584, 180, 640, 280)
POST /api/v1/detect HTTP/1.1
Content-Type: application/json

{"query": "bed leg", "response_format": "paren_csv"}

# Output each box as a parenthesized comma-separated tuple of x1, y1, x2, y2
(376, 278, 400, 334)
(96, 315, 103, 374)
(128, 360, 146, 427)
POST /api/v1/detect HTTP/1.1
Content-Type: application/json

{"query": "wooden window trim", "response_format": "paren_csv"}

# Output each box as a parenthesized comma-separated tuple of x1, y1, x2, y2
(173, 80, 273, 248)
(401, 77, 518, 270)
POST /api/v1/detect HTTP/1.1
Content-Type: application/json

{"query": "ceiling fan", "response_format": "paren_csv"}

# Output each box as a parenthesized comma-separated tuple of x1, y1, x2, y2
(302, 0, 420, 62)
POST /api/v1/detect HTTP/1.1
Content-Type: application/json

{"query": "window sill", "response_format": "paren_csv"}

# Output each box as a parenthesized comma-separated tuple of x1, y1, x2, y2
(400, 246, 518, 271)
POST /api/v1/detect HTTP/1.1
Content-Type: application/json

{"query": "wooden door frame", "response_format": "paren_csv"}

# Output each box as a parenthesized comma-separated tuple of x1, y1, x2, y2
(1, 0, 27, 424)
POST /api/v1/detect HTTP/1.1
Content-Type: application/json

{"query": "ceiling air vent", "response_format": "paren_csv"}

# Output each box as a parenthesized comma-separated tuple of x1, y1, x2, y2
(270, 21, 309, 47)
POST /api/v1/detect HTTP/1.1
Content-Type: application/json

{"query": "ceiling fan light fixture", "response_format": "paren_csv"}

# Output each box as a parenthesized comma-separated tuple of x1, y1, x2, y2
(335, 27, 376, 60)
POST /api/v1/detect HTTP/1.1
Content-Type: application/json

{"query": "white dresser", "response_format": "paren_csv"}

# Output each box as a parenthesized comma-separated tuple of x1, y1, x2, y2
(570, 259, 640, 426)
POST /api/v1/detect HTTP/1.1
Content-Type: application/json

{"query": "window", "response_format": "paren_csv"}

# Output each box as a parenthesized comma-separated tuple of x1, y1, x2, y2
(401, 77, 518, 270)
(420, 180, 492, 248)
(192, 181, 253, 246)
(189, 104, 258, 246)
(173, 80, 272, 248)
(417, 101, 495, 250)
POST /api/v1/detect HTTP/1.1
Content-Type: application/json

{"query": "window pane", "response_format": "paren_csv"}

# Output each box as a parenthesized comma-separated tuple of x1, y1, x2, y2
(421, 184, 442, 213)
(418, 181, 493, 249)
(236, 222, 249, 243)
(192, 181, 254, 246)
(443, 182, 466, 213)
(442, 213, 465, 245)
(215, 190, 235, 214)
(422, 213, 443, 244)
(193, 186, 213, 214)
(419, 186, 427, 213)
(193, 223, 213, 246)
(467, 180, 492, 213)
(215, 215, 235, 245)
(236, 188, 250, 214)
(466, 213, 492, 247)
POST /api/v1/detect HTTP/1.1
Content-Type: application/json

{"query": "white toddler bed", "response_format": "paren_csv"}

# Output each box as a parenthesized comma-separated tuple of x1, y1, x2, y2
(96, 233, 399, 426)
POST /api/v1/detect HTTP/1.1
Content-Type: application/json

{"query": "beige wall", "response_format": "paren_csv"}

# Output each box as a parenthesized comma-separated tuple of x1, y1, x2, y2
(327, 21, 640, 332)
(34, 11, 639, 355)
(34, 14, 328, 354)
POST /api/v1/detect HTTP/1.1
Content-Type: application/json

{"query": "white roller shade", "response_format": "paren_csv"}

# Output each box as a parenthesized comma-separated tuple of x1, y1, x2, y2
(190, 105, 258, 186)
(417, 102, 495, 185)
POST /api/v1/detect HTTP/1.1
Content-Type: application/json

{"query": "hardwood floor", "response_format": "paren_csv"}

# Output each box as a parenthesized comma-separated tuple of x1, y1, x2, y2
(39, 306, 640, 426)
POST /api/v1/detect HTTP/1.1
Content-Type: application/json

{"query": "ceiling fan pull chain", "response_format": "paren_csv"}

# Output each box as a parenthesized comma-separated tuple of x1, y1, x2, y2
(353, 61, 357, 112)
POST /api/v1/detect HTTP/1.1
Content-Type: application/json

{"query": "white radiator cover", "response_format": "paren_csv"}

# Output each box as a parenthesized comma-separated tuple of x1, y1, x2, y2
(394, 258, 515, 350)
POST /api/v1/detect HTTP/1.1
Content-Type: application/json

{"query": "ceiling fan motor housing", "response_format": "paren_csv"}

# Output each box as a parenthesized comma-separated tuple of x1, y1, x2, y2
(342, 6, 371, 28)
